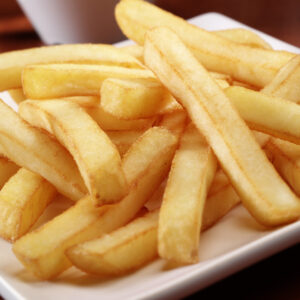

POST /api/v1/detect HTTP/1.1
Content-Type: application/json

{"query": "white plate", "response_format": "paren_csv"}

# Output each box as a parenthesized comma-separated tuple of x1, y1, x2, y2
(1, 12, 300, 300)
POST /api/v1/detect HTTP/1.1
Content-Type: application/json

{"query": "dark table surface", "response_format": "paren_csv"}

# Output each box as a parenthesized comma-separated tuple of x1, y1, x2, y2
(0, 0, 299, 299)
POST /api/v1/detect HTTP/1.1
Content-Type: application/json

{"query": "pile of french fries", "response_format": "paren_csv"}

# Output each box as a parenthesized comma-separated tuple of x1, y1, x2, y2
(0, 0, 300, 279)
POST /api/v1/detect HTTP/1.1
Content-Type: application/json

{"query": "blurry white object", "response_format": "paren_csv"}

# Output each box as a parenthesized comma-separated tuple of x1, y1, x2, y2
(17, 0, 127, 44)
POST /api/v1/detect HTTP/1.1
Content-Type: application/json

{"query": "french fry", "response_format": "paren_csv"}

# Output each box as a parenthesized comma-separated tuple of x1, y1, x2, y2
(0, 44, 143, 91)
(116, 0, 295, 87)
(144, 27, 300, 226)
(262, 55, 300, 102)
(86, 105, 155, 131)
(0, 100, 86, 201)
(121, 44, 144, 63)
(22, 64, 155, 99)
(158, 124, 217, 264)
(0, 156, 19, 189)
(66, 172, 239, 276)
(225, 86, 300, 144)
(106, 130, 144, 156)
(13, 127, 178, 279)
(19, 100, 128, 205)
(0, 168, 56, 242)
(100, 78, 165, 119)
(55, 96, 100, 108)
(214, 28, 272, 49)
(6, 88, 26, 104)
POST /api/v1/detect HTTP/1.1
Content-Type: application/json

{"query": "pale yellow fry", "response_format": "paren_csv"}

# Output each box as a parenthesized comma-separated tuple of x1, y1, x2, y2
(106, 130, 144, 156)
(0, 156, 19, 189)
(158, 110, 187, 137)
(52, 96, 99, 108)
(159, 124, 217, 264)
(262, 55, 300, 102)
(225, 86, 300, 144)
(67, 174, 239, 276)
(121, 44, 144, 63)
(115, 0, 295, 87)
(86, 105, 155, 131)
(214, 28, 272, 49)
(0, 168, 56, 242)
(265, 138, 300, 197)
(0, 100, 86, 201)
(101, 78, 165, 119)
(22, 64, 155, 99)
(6, 88, 26, 104)
(13, 127, 177, 279)
(144, 27, 300, 226)
(19, 100, 127, 205)
(0, 44, 143, 91)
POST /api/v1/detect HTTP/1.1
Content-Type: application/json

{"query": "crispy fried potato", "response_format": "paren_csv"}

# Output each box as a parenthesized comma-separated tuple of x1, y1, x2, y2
(106, 130, 144, 156)
(262, 55, 300, 102)
(19, 100, 127, 205)
(0, 44, 143, 91)
(55, 96, 100, 108)
(214, 28, 272, 49)
(225, 86, 300, 144)
(67, 210, 159, 276)
(67, 171, 239, 276)
(121, 44, 144, 63)
(116, 0, 295, 87)
(22, 64, 155, 99)
(6, 88, 26, 104)
(0, 168, 56, 242)
(0, 156, 19, 189)
(144, 27, 300, 226)
(101, 78, 165, 119)
(158, 124, 217, 264)
(265, 138, 300, 196)
(158, 110, 187, 137)
(0, 100, 86, 201)
(13, 127, 177, 279)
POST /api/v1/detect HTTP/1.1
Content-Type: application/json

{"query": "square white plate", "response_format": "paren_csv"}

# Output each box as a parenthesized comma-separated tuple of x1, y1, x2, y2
(1, 12, 300, 300)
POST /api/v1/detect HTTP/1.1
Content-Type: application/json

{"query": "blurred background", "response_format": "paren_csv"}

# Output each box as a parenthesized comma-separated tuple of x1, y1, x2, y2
(0, 0, 299, 299)
(0, 0, 299, 53)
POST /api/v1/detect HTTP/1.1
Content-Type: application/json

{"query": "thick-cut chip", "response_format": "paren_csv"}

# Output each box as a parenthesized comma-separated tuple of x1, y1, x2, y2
(0, 156, 19, 189)
(6, 88, 26, 104)
(101, 78, 165, 119)
(13, 127, 177, 279)
(214, 28, 272, 49)
(0, 44, 143, 91)
(0, 168, 56, 242)
(116, 0, 295, 87)
(22, 64, 155, 99)
(19, 100, 127, 205)
(67, 172, 239, 276)
(262, 55, 300, 102)
(225, 86, 300, 144)
(144, 27, 300, 226)
(159, 124, 217, 264)
(86, 105, 155, 131)
(106, 130, 144, 156)
(0, 100, 86, 201)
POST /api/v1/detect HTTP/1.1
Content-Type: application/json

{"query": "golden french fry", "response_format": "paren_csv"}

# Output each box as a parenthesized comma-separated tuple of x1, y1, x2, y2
(121, 44, 144, 63)
(67, 171, 239, 276)
(13, 127, 177, 279)
(116, 0, 295, 87)
(262, 55, 300, 102)
(6, 88, 26, 104)
(0, 156, 19, 189)
(0, 100, 86, 201)
(19, 100, 127, 205)
(225, 86, 300, 144)
(0, 168, 56, 242)
(144, 27, 300, 226)
(22, 64, 155, 99)
(214, 28, 272, 49)
(106, 130, 144, 156)
(0, 44, 143, 91)
(158, 110, 187, 137)
(101, 78, 165, 119)
(55, 96, 100, 108)
(86, 105, 155, 131)
(158, 124, 217, 264)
